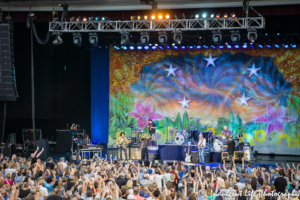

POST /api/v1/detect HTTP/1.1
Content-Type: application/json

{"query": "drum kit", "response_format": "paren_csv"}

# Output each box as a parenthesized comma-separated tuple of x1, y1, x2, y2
(170, 126, 199, 145)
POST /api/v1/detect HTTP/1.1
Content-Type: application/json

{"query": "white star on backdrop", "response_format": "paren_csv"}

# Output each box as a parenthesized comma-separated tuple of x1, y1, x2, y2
(204, 53, 218, 67)
(164, 64, 178, 77)
(178, 96, 191, 109)
(237, 93, 251, 107)
(246, 63, 261, 77)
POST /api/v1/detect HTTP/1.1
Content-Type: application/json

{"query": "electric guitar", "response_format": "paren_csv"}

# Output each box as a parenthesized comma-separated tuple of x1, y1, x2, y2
(185, 142, 191, 163)
(117, 137, 128, 149)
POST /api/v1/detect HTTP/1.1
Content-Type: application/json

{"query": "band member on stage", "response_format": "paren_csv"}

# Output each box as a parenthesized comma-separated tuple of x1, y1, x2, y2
(197, 134, 206, 165)
(140, 134, 152, 160)
(83, 134, 91, 146)
(221, 135, 235, 167)
(148, 119, 157, 146)
(221, 126, 230, 141)
(117, 132, 128, 160)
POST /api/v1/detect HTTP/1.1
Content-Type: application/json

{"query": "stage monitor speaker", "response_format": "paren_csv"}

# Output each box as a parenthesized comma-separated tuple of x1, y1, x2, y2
(0, 24, 18, 101)
(35, 139, 50, 160)
(221, 152, 229, 161)
(234, 151, 245, 160)
(205, 153, 210, 163)
(56, 130, 72, 154)
(1, 144, 15, 157)
(119, 147, 141, 160)
(9, 133, 16, 145)
(22, 129, 42, 142)
(190, 151, 199, 163)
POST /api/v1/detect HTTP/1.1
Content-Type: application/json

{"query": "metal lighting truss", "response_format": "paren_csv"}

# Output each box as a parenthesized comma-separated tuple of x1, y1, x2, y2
(49, 17, 264, 32)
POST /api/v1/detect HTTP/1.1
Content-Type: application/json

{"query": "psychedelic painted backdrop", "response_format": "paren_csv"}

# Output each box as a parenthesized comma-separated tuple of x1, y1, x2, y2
(108, 46, 300, 154)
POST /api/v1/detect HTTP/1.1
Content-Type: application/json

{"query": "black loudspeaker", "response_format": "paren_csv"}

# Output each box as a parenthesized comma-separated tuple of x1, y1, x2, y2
(205, 153, 211, 163)
(191, 151, 199, 163)
(0, 24, 18, 101)
(1, 144, 16, 157)
(56, 130, 72, 154)
(9, 133, 16, 144)
(35, 139, 50, 160)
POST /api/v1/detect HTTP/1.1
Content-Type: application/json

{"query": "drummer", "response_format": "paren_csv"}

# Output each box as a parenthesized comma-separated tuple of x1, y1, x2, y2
(221, 126, 231, 142)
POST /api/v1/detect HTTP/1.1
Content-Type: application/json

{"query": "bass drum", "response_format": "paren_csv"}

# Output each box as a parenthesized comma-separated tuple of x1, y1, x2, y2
(213, 139, 222, 152)
(175, 133, 185, 145)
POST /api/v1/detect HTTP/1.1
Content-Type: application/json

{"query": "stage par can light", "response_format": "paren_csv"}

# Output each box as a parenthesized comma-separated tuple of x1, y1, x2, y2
(144, 15, 148, 20)
(210, 13, 215, 18)
(144, 45, 149, 50)
(137, 15, 141, 20)
(70, 16, 75, 21)
(195, 14, 199, 19)
(82, 16, 87, 21)
(76, 16, 81, 22)
(166, 14, 170, 19)
(223, 13, 228, 18)
(158, 14, 163, 19)
(88, 17, 94, 21)
(216, 13, 221, 19)
(202, 13, 207, 18)
(230, 12, 236, 18)
(95, 16, 99, 21)
(151, 15, 156, 20)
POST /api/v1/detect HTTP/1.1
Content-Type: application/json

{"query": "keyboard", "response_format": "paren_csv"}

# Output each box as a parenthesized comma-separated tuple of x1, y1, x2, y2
(81, 145, 103, 150)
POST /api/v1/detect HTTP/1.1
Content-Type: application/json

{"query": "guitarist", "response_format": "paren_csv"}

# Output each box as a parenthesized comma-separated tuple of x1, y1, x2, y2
(148, 119, 157, 146)
(197, 134, 206, 165)
(117, 132, 128, 160)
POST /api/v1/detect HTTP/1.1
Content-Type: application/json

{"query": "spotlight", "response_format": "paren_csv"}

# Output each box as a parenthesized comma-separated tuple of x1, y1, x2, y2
(223, 13, 228, 18)
(211, 44, 216, 49)
(73, 33, 82, 46)
(189, 45, 194, 49)
(216, 13, 221, 19)
(234, 44, 240, 49)
(266, 40, 272, 48)
(202, 13, 207, 19)
(290, 39, 296, 48)
(144, 15, 148, 20)
(95, 16, 100, 21)
(250, 43, 255, 48)
(158, 32, 168, 44)
(120, 32, 131, 45)
(173, 45, 178, 49)
(274, 38, 280, 49)
(137, 16, 142, 20)
(247, 29, 257, 44)
(158, 14, 163, 19)
(102, 16, 111, 21)
(131, 16, 137, 20)
(58, 3, 69, 20)
(52, 33, 63, 45)
(291, 44, 297, 48)
(230, 30, 241, 44)
(173, 31, 182, 45)
(210, 13, 215, 18)
(195, 14, 200, 19)
(258, 40, 264, 48)
(182, 13, 186, 19)
(151, 15, 156, 20)
(89, 33, 98, 46)
(218, 45, 224, 49)
(152, 45, 157, 50)
(122, 46, 128, 50)
(140, 32, 150, 44)
(174, 14, 178, 19)
(129, 43, 135, 50)
(196, 44, 202, 49)
(82, 16, 87, 22)
(227, 44, 232, 49)
(144, 45, 149, 50)
(70, 16, 75, 21)
(76, 16, 81, 22)
(212, 31, 222, 45)
(159, 45, 164, 50)
(88, 17, 94, 21)
(181, 45, 186, 49)
(166, 14, 170, 19)
(230, 12, 236, 18)
(283, 42, 289, 49)
(137, 44, 143, 50)
(242, 43, 248, 49)
(166, 44, 171, 49)
(114, 45, 121, 50)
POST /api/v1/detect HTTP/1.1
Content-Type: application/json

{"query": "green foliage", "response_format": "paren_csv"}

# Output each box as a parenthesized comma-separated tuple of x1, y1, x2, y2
(182, 111, 190, 129)
(175, 112, 182, 130)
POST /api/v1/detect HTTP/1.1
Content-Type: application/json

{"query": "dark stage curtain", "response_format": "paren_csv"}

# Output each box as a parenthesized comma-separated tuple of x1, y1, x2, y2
(90, 46, 109, 143)
(2, 4, 300, 22)
(4, 22, 91, 141)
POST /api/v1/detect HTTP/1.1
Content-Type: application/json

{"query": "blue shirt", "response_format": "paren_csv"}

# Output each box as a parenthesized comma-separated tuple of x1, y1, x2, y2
(44, 182, 54, 192)
(245, 168, 252, 173)
(240, 178, 246, 183)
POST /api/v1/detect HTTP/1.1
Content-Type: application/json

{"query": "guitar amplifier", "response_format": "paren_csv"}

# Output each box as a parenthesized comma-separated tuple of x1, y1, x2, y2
(190, 150, 199, 163)
(119, 147, 141, 160)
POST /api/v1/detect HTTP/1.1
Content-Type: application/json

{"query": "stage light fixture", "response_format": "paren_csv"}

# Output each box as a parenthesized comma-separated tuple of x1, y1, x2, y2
(174, 14, 178, 19)
(173, 31, 182, 45)
(82, 16, 88, 21)
(158, 32, 168, 45)
(211, 44, 216, 49)
(210, 13, 215, 18)
(151, 15, 156, 20)
(258, 41, 264, 48)
(247, 29, 257, 44)
(266, 40, 272, 48)
(274, 38, 280, 49)
(114, 45, 121, 50)
(88, 17, 94, 21)
(155, 43, 158, 46)
(250, 43, 255, 48)
(234, 44, 240, 49)
(242, 43, 248, 49)
(140, 32, 150, 44)
(223, 13, 228, 18)
(76, 16, 81, 22)
(230, 12, 236, 18)
(129, 43, 135, 50)
(230, 30, 241, 44)
(173, 45, 178, 49)
(130, 16, 136, 20)
(95, 16, 100, 21)
(137, 44, 143, 50)
(216, 13, 221, 19)
(52, 33, 63, 45)
(283, 43, 289, 49)
(158, 14, 163, 19)
(202, 13, 207, 18)
(181, 45, 186, 49)
(218, 45, 224, 49)
(70, 16, 75, 21)
(73, 33, 82, 46)
(152, 45, 157, 50)
(182, 13, 186, 19)
(144, 45, 149, 50)
(189, 14, 195, 19)
(58, 3, 69, 20)
(189, 45, 194, 49)
(120, 32, 131, 45)
(227, 44, 232, 49)
(123, 46, 128, 50)
(195, 14, 199, 19)
(89, 33, 98, 46)
(159, 45, 164, 50)
(166, 14, 170, 19)
(196, 44, 202, 49)
(102, 16, 110, 21)
(212, 31, 222, 45)
(144, 15, 148, 20)
(137, 16, 142, 20)
(166, 44, 171, 49)
(291, 44, 297, 48)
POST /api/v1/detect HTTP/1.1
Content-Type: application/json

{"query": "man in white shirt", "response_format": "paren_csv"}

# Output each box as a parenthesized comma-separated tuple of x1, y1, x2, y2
(38, 179, 49, 199)
(59, 157, 67, 169)
(234, 177, 245, 191)
(197, 134, 206, 165)
(153, 168, 164, 188)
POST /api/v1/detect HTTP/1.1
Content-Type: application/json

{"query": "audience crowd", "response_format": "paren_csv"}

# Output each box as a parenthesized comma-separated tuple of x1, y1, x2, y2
(0, 147, 300, 200)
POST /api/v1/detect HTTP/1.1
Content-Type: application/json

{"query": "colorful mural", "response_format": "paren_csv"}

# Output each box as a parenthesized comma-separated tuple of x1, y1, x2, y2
(109, 46, 300, 154)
